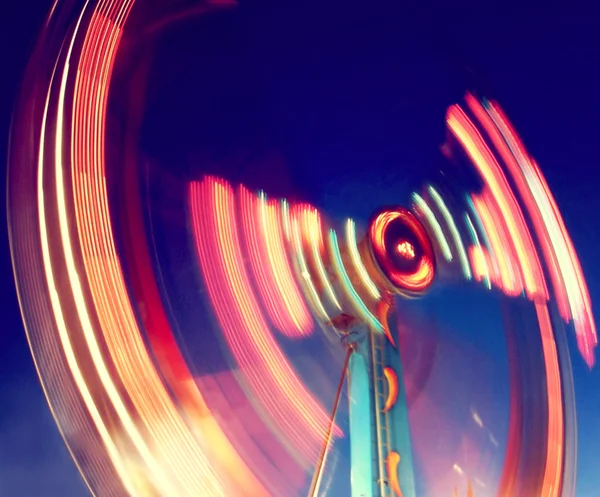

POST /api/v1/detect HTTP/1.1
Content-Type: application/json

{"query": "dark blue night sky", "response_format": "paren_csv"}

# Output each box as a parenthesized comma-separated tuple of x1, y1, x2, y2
(2, 2, 600, 496)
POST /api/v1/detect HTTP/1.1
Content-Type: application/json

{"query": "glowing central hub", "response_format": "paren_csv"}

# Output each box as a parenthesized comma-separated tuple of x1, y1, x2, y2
(366, 206, 436, 296)
(395, 240, 416, 260)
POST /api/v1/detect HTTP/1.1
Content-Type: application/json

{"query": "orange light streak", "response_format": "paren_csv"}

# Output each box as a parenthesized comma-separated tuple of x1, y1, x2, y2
(471, 194, 522, 296)
(535, 302, 564, 497)
(376, 298, 396, 347)
(386, 451, 404, 497)
(482, 104, 567, 317)
(38, 15, 135, 492)
(468, 245, 494, 287)
(69, 9, 190, 494)
(383, 367, 399, 412)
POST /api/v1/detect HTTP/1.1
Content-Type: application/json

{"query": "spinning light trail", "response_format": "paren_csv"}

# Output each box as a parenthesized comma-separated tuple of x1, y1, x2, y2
(7, 0, 596, 493)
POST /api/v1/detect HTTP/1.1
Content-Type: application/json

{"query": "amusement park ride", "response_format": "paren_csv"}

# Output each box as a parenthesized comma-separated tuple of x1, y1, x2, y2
(304, 207, 435, 497)
(7, 0, 597, 495)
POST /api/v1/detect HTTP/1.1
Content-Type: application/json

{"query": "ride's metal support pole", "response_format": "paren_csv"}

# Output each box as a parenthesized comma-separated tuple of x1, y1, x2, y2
(308, 344, 354, 497)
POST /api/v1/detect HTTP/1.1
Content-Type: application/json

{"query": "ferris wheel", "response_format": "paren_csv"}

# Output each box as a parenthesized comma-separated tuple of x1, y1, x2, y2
(7, 1, 596, 496)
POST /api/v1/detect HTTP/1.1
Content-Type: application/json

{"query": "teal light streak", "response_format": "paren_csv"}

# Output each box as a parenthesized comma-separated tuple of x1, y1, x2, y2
(412, 193, 453, 262)
(345, 219, 381, 300)
(291, 220, 329, 321)
(428, 186, 472, 280)
(465, 212, 492, 290)
(328, 230, 382, 332)
(280, 198, 291, 241)
(466, 195, 494, 255)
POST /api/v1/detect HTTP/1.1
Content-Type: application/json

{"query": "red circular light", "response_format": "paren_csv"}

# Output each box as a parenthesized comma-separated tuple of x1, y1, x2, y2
(368, 207, 435, 294)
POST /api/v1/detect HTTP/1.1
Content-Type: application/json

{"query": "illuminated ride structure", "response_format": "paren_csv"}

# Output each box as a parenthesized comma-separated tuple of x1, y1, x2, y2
(304, 207, 436, 497)
(7, 0, 598, 496)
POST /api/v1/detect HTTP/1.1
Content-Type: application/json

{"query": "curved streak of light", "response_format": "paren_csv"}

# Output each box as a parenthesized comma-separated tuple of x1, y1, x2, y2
(377, 299, 396, 347)
(37, 22, 135, 493)
(535, 302, 564, 497)
(291, 217, 330, 323)
(472, 194, 522, 296)
(412, 193, 453, 262)
(346, 219, 381, 300)
(467, 201, 496, 288)
(471, 97, 569, 322)
(465, 213, 491, 289)
(66, 7, 188, 496)
(481, 104, 569, 320)
(299, 207, 342, 311)
(427, 186, 472, 280)
(126, 175, 269, 493)
(281, 199, 291, 241)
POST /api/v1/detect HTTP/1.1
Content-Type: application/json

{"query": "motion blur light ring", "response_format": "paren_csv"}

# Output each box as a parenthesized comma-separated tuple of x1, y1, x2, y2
(367, 207, 435, 295)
